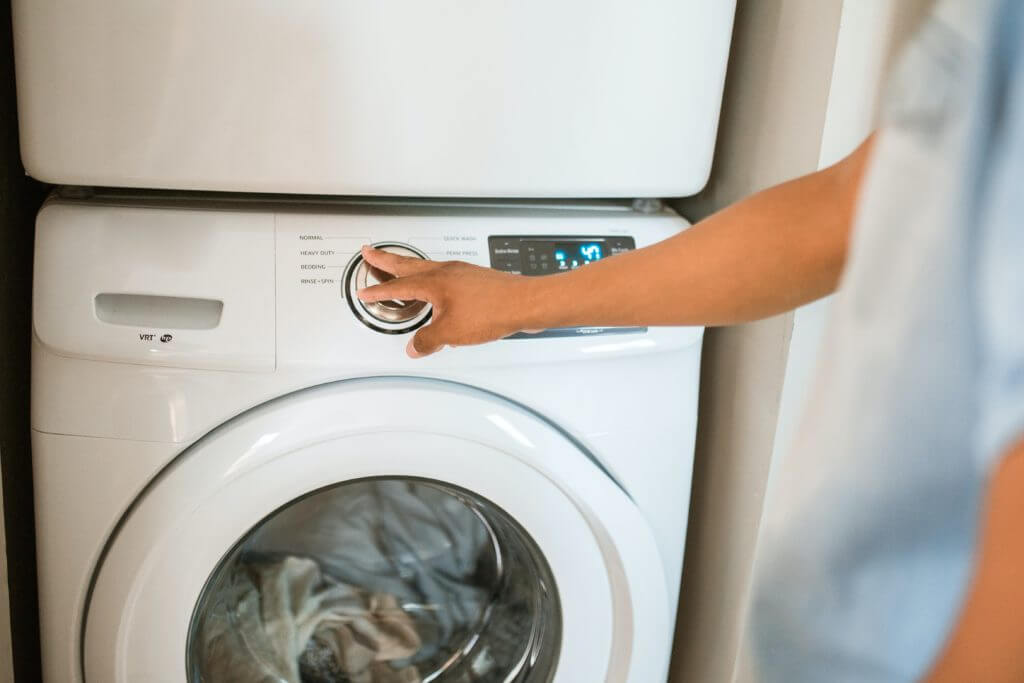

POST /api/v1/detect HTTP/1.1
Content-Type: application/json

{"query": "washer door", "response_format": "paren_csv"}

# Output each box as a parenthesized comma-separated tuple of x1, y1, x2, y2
(83, 379, 669, 682)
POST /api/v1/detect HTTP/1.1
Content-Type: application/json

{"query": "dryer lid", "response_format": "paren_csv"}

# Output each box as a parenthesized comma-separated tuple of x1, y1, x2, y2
(82, 379, 670, 682)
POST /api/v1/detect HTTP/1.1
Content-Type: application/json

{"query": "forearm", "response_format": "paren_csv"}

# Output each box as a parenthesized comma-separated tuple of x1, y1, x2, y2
(357, 136, 875, 356)
(520, 136, 875, 330)
(923, 437, 1024, 683)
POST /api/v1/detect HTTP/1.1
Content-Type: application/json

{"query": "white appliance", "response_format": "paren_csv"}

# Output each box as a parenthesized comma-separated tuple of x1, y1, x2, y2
(20, 2, 732, 681)
(12, 1, 734, 197)
(32, 196, 704, 682)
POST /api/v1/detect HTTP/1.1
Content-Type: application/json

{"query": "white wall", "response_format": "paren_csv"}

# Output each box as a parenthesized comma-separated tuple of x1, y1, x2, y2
(732, 1, 934, 681)
(668, 2, 844, 681)
(770, 0, 935, 463)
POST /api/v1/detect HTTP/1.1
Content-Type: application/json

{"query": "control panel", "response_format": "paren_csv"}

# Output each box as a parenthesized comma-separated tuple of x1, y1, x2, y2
(268, 202, 692, 358)
(33, 198, 699, 374)
(488, 236, 636, 275)
(334, 235, 642, 338)
(489, 235, 642, 339)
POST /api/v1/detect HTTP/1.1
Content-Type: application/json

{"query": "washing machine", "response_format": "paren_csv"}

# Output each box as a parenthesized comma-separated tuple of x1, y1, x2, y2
(31, 194, 703, 682)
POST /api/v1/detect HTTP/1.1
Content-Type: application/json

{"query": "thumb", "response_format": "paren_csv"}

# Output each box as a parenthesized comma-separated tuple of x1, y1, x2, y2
(407, 320, 446, 358)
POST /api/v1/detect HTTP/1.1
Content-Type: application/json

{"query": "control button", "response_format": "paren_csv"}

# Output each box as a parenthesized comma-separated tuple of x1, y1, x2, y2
(343, 243, 431, 334)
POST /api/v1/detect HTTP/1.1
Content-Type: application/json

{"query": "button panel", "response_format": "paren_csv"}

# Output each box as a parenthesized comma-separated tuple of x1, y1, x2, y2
(488, 236, 636, 275)
(488, 235, 645, 339)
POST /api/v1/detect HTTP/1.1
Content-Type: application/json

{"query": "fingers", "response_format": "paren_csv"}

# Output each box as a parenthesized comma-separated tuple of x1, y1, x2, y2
(407, 321, 446, 358)
(356, 277, 433, 304)
(361, 245, 435, 277)
(356, 247, 461, 359)
(357, 246, 439, 303)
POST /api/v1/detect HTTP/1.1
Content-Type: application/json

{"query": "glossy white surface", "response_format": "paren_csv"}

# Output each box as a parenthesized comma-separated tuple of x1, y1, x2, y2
(32, 434, 177, 683)
(33, 203, 276, 372)
(32, 199, 703, 682)
(84, 381, 667, 682)
(13, 1, 733, 197)
(274, 202, 702, 368)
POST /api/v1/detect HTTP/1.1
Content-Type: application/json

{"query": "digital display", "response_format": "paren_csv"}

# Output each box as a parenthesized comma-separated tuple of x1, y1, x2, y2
(488, 235, 635, 277)
(486, 235, 644, 338)
(519, 239, 612, 274)
(553, 242, 603, 270)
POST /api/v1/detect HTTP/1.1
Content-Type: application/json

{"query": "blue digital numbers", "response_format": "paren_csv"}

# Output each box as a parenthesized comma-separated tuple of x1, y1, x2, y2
(550, 242, 605, 271)
(514, 238, 624, 277)
(579, 243, 603, 261)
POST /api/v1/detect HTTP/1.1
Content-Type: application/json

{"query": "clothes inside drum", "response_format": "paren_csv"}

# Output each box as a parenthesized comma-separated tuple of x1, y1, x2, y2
(188, 479, 562, 682)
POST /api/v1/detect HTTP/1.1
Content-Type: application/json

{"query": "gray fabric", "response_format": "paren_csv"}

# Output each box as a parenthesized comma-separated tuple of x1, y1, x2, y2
(199, 556, 421, 683)
(195, 481, 496, 681)
(247, 480, 492, 660)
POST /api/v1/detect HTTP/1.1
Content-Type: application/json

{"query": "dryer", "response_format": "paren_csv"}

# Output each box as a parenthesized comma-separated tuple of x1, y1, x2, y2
(12, 1, 734, 197)
(32, 196, 703, 682)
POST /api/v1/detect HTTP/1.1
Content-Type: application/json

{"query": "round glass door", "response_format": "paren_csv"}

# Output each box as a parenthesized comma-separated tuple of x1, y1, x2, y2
(187, 478, 561, 683)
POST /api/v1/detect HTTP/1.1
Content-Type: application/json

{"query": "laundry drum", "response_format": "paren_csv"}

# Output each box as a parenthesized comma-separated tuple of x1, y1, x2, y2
(187, 478, 562, 682)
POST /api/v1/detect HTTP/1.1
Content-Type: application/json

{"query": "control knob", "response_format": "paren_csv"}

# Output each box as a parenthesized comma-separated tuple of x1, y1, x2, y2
(344, 243, 432, 334)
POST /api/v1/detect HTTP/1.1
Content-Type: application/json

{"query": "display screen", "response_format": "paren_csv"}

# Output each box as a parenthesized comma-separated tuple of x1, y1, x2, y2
(519, 239, 620, 275)
(486, 234, 644, 339)
(488, 235, 635, 276)
(552, 242, 603, 270)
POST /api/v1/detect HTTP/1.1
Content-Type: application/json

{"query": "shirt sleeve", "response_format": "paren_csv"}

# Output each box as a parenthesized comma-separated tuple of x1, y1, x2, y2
(973, 0, 1024, 470)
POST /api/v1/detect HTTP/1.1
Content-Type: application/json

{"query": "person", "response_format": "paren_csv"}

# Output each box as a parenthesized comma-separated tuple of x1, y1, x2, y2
(357, 0, 1024, 679)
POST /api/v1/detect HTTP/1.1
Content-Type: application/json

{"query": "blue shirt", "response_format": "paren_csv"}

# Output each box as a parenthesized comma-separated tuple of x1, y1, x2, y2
(748, 0, 1024, 680)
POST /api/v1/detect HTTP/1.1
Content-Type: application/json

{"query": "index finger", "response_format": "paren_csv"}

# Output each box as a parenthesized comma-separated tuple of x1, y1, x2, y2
(361, 245, 435, 277)
(356, 277, 435, 304)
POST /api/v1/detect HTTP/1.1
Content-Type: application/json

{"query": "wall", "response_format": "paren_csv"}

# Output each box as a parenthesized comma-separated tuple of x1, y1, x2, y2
(0, 1, 47, 680)
(730, 2, 934, 679)
(769, 0, 935, 474)
(667, 1, 844, 681)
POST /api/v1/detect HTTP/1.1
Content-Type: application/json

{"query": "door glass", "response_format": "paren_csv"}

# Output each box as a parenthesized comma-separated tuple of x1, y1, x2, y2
(187, 479, 561, 682)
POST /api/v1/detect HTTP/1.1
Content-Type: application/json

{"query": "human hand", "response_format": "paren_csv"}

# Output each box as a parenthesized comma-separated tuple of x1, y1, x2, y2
(356, 246, 540, 358)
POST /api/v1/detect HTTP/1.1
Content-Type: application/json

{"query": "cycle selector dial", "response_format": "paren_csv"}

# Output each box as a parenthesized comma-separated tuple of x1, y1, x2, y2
(344, 243, 432, 334)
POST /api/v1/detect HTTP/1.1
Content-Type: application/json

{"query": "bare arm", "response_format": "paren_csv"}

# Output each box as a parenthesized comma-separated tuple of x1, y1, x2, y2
(924, 436, 1024, 682)
(360, 135, 875, 357)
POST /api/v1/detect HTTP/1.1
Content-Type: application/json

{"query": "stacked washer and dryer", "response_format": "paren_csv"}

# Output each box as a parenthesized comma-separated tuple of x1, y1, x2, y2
(13, 3, 734, 682)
